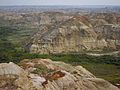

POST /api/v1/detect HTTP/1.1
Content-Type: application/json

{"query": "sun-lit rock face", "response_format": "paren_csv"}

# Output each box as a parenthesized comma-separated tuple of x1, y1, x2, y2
(0, 59, 119, 90)
(0, 62, 34, 90)
(29, 16, 109, 54)
(0, 11, 119, 54)
(88, 13, 120, 50)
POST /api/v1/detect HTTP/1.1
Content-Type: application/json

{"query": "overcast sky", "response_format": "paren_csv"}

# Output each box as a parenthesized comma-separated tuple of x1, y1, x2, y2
(0, 0, 120, 6)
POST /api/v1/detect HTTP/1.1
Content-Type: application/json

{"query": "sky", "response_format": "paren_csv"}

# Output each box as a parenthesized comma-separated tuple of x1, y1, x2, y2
(0, 0, 120, 6)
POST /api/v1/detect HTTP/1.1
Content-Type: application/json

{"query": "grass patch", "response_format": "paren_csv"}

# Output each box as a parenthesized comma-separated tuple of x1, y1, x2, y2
(39, 54, 120, 86)
(0, 25, 120, 87)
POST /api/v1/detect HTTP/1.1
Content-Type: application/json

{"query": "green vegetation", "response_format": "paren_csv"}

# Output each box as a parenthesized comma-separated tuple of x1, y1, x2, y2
(0, 26, 38, 63)
(37, 54, 120, 85)
(32, 64, 51, 75)
(0, 38, 120, 86)
(0, 25, 38, 44)
(0, 25, 120, 86)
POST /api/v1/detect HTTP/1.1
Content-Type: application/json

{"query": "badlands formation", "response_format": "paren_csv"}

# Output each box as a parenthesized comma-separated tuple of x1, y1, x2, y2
(0, 59, 119, 90)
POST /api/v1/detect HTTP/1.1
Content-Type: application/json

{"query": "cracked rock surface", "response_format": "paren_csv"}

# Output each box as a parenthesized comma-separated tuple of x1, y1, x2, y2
(0, 59, 119, 90)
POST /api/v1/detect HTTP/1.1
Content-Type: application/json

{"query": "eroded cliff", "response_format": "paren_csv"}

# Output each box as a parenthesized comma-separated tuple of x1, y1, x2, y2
(0, 59, 119, 90)
(29, 16, 115, 54)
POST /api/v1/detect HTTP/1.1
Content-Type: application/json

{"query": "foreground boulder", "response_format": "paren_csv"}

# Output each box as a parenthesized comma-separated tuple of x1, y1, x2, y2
(0, 59, 119, 90)
(0, 62, 34, 90)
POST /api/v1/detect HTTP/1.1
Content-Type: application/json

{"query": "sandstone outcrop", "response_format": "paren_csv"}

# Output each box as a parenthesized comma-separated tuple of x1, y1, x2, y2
(0, 11, 119, 54)
(0, 59, 119, 90)
(0, 62, 34, 90)
(29, 16, 109, 54)
(88, 13, 120, 50)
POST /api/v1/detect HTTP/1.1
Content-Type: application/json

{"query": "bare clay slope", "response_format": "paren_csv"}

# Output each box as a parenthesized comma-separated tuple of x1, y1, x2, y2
(30, 16, 109, 54)
(0, 59, 119, 90)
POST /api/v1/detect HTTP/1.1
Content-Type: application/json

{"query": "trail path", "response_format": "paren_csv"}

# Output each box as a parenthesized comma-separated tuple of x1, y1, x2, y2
(87, 51, 120, 56)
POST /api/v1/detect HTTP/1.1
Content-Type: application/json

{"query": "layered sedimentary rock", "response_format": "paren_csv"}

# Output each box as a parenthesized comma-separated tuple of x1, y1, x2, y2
(29, 16, 109, 54)
(0, 10, 119, 54)
(88, 13, 120, 50)
(0, 59, 119, 90)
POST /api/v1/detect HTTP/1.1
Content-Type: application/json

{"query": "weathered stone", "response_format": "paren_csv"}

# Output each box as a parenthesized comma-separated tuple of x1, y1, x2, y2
(29, 16, 118, 54)
(0, 59, 119, 90)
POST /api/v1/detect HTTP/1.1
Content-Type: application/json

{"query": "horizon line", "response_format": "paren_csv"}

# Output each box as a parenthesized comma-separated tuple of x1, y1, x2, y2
(0, 5, 120, 6)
